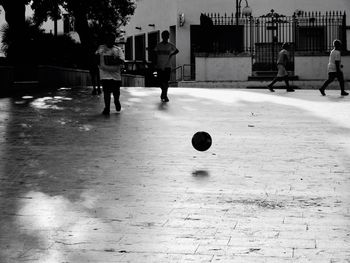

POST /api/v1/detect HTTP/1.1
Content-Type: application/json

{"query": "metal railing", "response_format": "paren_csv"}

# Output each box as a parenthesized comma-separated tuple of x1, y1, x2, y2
(183, 64, 195, 81)
(199, 11, 347, 54)
(170, 65, 183, 82)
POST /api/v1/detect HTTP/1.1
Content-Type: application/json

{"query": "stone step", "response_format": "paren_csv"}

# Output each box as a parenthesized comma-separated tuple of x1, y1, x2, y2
(248, 75, 299, 81)
(246, 85, 299, 89)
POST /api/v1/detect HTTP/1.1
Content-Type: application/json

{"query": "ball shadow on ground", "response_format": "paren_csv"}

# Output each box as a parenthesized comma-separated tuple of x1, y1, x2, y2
(192, 170, 210, 178)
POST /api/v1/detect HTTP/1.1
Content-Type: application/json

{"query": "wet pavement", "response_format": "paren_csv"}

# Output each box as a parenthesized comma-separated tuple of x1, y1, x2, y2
(0, 86, 350, 262)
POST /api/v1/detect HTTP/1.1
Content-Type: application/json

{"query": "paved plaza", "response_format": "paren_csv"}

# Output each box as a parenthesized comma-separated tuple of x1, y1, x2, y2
(0, 86, 349, 262)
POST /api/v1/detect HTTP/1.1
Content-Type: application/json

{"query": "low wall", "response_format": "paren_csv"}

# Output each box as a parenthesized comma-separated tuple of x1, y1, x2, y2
(295, 55, 350, 80)
(0, 66, 14, 91)
(38, 66, 145, 88)
(122, 74, 145, 87)
(195, 54, 252, 81)
(38, 65, 91, 88)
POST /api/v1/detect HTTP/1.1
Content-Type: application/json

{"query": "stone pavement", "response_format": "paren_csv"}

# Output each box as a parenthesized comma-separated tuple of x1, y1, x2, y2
(0, 86, 349, 263)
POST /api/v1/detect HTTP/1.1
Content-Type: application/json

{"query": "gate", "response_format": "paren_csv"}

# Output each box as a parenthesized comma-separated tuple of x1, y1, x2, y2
(252, 10, 295, 72)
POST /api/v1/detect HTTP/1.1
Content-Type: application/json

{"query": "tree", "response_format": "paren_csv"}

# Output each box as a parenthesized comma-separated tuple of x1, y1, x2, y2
(31, 0, 135, 49)
(0, 0, 135, 65)
(0, 0, 31, 63)
(1, 18, 45, 56)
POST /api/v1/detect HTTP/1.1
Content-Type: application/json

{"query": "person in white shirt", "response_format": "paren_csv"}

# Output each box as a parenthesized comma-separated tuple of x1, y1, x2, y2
(319, 39, 348, 96)
(96, 33, 125, 115)
(154, 30, 179, 102)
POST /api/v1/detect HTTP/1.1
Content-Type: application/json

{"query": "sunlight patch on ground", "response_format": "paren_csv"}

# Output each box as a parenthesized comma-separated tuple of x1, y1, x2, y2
(13, 190, 109, 263)
(177, 89, 350, 129)
(124, 87, 158, 97)
(30, 96, 72, 110)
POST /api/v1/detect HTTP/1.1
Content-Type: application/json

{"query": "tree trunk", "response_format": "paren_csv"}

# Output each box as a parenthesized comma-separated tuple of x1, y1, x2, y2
(73, 12, 96, 68)
(2, 1, 27, 64)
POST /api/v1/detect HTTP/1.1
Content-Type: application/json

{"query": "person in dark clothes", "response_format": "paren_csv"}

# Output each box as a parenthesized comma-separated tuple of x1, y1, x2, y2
(267, 43, 294, 93)
(154, 30, 179, 102)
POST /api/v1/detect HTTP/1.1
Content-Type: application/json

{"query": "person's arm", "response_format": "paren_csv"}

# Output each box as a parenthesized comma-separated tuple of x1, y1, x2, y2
(169, 46, 179, 58)
(284, 51, 289, 65)
(153, 46, 159, 66)
(113, 47, 125, 65)
(335, 51, 342, 72)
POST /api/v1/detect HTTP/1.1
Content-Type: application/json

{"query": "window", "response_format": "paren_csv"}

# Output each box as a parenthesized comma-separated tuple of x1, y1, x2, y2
(125, 37, 133, 60)
(135, 34, 146, 61)
(147, 31, 160, 63)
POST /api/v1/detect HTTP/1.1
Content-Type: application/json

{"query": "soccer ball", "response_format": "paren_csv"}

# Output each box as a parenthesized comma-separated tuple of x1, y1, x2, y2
(192, 131, 212, 151)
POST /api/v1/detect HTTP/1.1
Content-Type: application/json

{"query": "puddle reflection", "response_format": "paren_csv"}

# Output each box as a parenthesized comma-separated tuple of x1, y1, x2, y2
(30, 96, 72, 110)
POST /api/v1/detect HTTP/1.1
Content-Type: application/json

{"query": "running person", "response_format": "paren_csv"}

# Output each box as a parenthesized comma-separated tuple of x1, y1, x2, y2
(96, 33, 125, 115)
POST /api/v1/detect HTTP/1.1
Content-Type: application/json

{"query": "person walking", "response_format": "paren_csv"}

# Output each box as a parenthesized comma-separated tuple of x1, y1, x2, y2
(154, 30, 179, 102)
(319, 39, 349, 96)
(89, 53, 101, 95)
(267, 43, 295, 93)
(96, 33, 125, 115)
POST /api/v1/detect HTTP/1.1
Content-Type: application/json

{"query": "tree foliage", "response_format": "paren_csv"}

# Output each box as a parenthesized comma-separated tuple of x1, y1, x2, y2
(31, 0, 135, 47)
(0, 0, 32, 63)
(0, 0, 135, 63)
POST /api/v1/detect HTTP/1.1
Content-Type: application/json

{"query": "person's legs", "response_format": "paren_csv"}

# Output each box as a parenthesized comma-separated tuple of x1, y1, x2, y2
(267, 77, 280, 92)
(337, 71, 348, 96)
(161, 68, 171, 102)
(91, 67, 101, 95)
(96, 71, 101, 94)
(284, 76, 295, 92)
(158, 70, 167, 101)
(90, 69, 97, 95)
(319, 73, 336, 96)
(112, 80, 122, 111)
(102, 80, 112, 114)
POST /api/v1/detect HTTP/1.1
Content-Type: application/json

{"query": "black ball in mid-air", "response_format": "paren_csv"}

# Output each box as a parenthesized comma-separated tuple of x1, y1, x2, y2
(192, 131, 212, 151)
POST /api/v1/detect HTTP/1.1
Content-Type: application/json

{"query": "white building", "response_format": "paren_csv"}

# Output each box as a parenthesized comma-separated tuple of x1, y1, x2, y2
(124, 0, 350, 82)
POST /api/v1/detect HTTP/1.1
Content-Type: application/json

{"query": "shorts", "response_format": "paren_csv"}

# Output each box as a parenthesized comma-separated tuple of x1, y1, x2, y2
(327, 71, 344, 82)
(277, 64, 288, 77)
(101, 79, 121, 93)
(157, 68, 171, 83)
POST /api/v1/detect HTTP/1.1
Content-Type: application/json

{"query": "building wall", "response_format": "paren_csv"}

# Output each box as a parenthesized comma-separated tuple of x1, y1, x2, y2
(295, 55, 350, 80)
(195, 55, 252, 81)
(195, 55, 350, 81)
(124, 0, 350, 70)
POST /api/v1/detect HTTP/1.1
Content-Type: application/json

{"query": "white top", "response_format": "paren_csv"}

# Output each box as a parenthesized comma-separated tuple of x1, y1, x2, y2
(154, 42, 178, 70)
(327, 49, 341, 73)
(96, 45, 125, 80)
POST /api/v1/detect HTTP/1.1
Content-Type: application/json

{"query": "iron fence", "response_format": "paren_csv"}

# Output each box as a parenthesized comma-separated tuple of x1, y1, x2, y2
(199, 11, 347, 54)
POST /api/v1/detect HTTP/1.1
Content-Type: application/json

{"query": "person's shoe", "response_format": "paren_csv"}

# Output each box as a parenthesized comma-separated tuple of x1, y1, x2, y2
(341, 91, 349, 96)
(115, 101, 121, 112)
(92, 89, 97, 95)
(102, 109, 110, 115)
(163, 96, 169, 102)
(267, 86, 275, 92)
(319, 88, 326, 96)
(286, 88, 295, 92)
